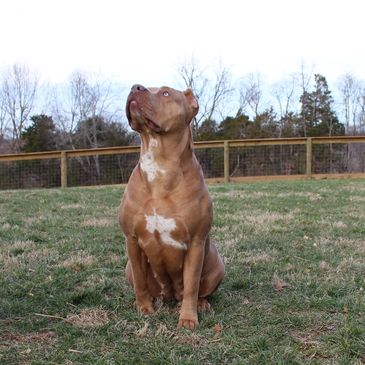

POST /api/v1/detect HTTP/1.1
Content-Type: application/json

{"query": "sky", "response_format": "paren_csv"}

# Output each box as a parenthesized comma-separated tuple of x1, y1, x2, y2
(1, 0, 364, 90)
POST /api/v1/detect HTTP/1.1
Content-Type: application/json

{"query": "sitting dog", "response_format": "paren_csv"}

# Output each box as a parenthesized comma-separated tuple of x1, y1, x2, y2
(119, 84, 224, 329)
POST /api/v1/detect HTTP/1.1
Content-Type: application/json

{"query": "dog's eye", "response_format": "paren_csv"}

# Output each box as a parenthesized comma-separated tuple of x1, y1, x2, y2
(163, 91, 169, 97)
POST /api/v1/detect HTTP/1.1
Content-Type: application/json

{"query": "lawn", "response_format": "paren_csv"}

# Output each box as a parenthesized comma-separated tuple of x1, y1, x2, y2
(1, 179, 365, 364)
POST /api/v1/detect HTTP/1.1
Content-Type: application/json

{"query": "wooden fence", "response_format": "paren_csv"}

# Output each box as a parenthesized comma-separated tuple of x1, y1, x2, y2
(0, 136, 365, 189)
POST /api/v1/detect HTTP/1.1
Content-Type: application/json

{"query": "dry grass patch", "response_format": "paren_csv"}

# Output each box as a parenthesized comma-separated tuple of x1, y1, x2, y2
(22, 217, 41, 226)
(242, 251, 274, 264)
(291, 324, 336, 351)
(77, 274, 107, 290)
(66, 308, 109, 328)
(349, 195, 365, 203)
(0, 240, 35, 251)
(244, 210, 296, 230)
(82, 218, 112, 227)
(59, 253, 94, 271)
(277, 191, 322, 201)
(0, 241, 52, 272)
(211, 191, 271, 198)
(60, 204, 83, 210)
(175, 333, 209, 347)
(2, 330, 57, 346)
(316, 237, 365, 252)
(1, 223, 12, 230)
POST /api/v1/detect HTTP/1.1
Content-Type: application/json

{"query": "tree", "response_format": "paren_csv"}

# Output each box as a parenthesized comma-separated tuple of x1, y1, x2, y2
(218, 110, 250, 140)
(0, 64, 39, 151)
(177, 57, 232, 138)
(237, 73, 264, 120)
(300, 74, 344, 137)
(50, 71, 127, 180)
(271, 74, 300, 137)
(250, 107, 279, 138)
(337, 74, 364, 135)
(0, 95, 8, 140)
(196, 119, 219, 141)
(21, 114, 59, 152)
(51, 70, 123, 149)
(73, 116, 134, 149)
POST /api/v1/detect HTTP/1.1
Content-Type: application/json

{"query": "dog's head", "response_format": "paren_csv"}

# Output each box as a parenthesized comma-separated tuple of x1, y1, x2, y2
(126, 85, 199, 134)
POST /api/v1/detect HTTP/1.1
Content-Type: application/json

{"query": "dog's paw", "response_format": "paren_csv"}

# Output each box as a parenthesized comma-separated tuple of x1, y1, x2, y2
(139, 305, 155, 315)
(177, 314, 199, 330)
(136, 301, 155, 315)
(197, 298, 211, 311)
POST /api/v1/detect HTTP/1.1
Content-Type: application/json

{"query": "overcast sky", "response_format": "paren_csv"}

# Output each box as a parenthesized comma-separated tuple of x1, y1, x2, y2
(1, 0, 364, 89)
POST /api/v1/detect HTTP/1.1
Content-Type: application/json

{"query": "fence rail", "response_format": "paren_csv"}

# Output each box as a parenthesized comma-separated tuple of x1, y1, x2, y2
(1, 136, 365, 189)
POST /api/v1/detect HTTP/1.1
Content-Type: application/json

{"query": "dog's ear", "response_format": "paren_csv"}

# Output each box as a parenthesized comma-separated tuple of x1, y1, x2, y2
(184, 89, 199, 118)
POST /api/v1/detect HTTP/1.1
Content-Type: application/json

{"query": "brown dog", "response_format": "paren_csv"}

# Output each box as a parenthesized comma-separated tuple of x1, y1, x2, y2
(119, 84, 224, 329)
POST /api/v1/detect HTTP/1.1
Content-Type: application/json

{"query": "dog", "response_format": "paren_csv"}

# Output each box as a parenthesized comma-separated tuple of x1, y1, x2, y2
(119, 84, 224, 329)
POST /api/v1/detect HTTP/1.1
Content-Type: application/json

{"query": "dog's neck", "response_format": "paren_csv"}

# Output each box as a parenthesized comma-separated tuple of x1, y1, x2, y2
(137, 129, 198, 193)
(140, 129, 193, 159)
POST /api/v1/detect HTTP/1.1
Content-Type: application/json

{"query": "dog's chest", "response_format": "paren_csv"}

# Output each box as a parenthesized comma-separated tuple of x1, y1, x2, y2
(136, 209, 190, 253)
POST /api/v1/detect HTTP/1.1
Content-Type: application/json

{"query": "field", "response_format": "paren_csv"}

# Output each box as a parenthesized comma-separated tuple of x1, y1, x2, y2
(1, 179, 365, 364)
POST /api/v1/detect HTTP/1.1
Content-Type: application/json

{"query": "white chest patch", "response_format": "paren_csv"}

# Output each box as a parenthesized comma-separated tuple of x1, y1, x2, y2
(145, 211, 187, 250)
(140, 138, 165, 182)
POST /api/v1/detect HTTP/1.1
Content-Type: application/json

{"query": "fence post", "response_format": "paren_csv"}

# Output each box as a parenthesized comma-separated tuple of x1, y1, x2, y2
(306, 138, 312, 178)
(224, 140, 230, 183)
(61, 151, 68, 188)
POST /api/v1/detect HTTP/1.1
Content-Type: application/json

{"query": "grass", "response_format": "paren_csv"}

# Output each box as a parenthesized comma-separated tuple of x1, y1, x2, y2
(1, 179, 365, 364)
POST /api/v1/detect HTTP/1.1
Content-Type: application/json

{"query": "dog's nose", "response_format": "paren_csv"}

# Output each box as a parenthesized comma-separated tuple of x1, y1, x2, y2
(131, 84, 147, 93)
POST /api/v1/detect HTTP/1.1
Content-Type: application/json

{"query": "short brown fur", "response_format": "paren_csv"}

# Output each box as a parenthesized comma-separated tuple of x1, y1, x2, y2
(119, 85, 224, 329)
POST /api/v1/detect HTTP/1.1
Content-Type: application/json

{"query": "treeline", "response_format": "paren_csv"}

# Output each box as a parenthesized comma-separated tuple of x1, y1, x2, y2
(1, 61, 365, 155)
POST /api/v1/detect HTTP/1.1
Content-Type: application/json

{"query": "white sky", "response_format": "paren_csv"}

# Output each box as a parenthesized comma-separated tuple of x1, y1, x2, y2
(1, 0, 364, 88)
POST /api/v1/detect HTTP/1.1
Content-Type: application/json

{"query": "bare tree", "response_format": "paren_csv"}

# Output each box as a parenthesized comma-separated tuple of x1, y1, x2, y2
(238, 73, 264, 119)
(177, 57, 232, 137)
(270, 74, 300, 138)
(337, 74, 364, 135)
(0, 95, 8, 139)
(51, 70, 122, 148)
(358, 88, 365, 134)
(272, 74, 298, 117)
(0, 64, 39, 151)
(50, 70, 123, 179)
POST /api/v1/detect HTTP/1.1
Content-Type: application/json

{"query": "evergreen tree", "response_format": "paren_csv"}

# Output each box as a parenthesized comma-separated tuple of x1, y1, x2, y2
(196, 119, 219, 141)
(73, 117, 135, 149)
(300, 74, 345, 136)
(218, 110, 250, 139)
(21, 115, 59, 152)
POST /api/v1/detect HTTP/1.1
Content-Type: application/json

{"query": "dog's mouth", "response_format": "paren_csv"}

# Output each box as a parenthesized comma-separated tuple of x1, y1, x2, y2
(127, 100, 162, 133)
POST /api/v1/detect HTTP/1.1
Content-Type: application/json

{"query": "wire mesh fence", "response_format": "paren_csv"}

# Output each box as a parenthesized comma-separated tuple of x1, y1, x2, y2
(1, 137, 365, 190)
(229, 144, 307, 177)
(312, 142, 365, 174)
(195, 147, 225, 179)
(0, 159, 61, 190)
(66, 153, 140, 187)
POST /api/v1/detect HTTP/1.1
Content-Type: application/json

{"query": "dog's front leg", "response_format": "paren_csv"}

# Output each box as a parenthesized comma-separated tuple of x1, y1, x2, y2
(126, 237, 154, 315)
(178, 239, 205, 329)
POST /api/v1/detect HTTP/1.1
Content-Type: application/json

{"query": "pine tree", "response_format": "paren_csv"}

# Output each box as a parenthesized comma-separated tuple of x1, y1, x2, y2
(300, 74, 344, 136)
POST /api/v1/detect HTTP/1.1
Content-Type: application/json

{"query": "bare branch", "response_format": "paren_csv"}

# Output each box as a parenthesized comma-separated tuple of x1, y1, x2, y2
(176, 57, 232, 137)
(238, 73, 263, 119)
(0, 64, 39, 151)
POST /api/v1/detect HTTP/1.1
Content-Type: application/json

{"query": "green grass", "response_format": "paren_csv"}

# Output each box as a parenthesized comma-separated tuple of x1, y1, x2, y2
(1, 179, 365, 364)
